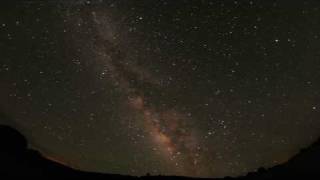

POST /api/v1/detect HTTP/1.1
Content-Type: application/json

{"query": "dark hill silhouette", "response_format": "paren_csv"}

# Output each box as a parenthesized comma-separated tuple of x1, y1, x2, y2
(0, 124, 319, 179)
(0, 125, 134, 179)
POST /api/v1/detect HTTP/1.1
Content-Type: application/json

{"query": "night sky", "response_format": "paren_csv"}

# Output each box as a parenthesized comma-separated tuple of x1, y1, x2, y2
(1, 0, 320, 178)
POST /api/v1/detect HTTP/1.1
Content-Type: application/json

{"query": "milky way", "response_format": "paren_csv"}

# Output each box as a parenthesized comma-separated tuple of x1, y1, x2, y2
(90, 11, 204, 176)
(1, 0, 320, 178)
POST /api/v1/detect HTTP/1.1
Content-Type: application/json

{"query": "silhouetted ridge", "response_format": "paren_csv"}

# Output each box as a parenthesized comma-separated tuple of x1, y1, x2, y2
(0, 125, 27, 153)
(0, 124, 319, 179)
(0, 125, 133, 178)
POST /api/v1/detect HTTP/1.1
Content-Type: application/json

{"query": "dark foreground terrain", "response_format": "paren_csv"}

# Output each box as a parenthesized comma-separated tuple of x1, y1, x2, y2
(0, 124, 319, 179)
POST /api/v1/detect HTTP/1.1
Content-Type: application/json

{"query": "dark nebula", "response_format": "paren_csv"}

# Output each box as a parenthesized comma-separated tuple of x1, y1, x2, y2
(1, 0, 320, 178)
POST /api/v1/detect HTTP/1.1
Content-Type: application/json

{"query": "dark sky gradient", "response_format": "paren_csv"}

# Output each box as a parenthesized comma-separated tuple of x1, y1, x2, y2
(1, 0, 320, 178)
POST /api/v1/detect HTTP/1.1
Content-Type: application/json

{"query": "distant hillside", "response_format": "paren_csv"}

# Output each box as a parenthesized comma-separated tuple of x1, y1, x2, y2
(0, 124, 319, 179)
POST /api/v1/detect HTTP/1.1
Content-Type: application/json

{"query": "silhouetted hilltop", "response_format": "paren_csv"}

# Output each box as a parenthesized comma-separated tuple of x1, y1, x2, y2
(237, 136, 320, 179)
(0, 125, 134, 179)
(0, 124, 319, 179)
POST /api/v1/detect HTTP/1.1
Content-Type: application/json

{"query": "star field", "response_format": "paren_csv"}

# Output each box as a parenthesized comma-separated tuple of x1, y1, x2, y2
(1, 0, 320, 178)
